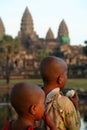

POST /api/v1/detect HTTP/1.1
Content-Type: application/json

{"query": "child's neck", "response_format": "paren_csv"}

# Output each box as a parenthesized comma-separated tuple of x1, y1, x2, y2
(11, 116, 34, 130)
(44, 83, 59, 96)
(18, 116, 34, 126)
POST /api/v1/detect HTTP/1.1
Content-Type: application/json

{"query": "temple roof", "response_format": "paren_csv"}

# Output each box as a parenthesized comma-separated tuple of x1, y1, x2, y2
(46, 28, 54, 40)
(57, 19, 70, 44)
(21, 7, 34, 34)
(57, 19, 69, 37)
(20, 7, 38, 47)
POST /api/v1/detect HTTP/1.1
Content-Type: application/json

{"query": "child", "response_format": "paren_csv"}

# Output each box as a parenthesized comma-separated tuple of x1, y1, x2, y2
(40, 56, 81, 130)
(4, 82, 57, 130)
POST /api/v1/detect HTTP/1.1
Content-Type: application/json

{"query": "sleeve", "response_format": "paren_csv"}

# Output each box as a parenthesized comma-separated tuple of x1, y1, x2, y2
(62, 97, 81, 130)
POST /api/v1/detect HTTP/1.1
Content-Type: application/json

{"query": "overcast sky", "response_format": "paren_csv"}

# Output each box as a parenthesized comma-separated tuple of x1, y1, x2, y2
(0, 0, 87, 45)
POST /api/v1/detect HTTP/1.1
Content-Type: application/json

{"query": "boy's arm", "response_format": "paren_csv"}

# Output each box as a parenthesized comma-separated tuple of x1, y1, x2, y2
(64, 97, 81, 130)
(42, 111, 57, 130)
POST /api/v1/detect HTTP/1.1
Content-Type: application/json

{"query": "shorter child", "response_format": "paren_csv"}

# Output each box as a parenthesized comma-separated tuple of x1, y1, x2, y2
(4, 82, 56, 130)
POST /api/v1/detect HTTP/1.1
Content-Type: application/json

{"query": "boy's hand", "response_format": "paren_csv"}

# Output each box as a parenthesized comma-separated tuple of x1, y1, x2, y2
(68, 91, 79, 110)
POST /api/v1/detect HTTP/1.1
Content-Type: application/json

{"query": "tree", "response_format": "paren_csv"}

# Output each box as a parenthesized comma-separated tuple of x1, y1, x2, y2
(13, 37, 21, 54)
(0, 35, 22, 84)
(3, 35, 13, 84)
(0, 35, 21, 84)
(83, 40, 87, 56)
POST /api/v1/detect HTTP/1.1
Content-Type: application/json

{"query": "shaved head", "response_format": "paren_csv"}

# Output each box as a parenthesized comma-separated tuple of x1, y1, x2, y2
(40, 56, 67, 83)
(10, 82, 44, 116)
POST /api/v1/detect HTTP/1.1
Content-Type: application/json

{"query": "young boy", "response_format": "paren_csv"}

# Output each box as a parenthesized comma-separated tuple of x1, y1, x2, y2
(40, 56, 81, 130)
(4, 82, 57, 130)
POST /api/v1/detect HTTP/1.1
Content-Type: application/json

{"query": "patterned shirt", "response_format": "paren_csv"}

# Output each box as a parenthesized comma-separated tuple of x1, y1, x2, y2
(45, 88, 81, 130)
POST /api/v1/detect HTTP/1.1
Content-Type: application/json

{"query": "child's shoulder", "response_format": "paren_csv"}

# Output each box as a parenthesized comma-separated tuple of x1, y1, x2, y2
(58, 94, 75, 110)
(58, 94, 72, 104)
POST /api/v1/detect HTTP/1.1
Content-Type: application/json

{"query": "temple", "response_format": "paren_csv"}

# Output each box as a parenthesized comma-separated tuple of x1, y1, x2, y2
(19, 7, 70, 50)
(0, 7, 87, 78)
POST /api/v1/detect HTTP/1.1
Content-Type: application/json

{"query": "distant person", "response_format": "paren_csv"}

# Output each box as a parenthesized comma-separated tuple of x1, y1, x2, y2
(40, 56, 81, 130)
(4, 82, 57, 130)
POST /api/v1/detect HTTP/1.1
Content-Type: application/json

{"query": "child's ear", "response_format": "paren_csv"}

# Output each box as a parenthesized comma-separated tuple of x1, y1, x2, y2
(57, 75, 63, 84)
(29, 104, 37, 115)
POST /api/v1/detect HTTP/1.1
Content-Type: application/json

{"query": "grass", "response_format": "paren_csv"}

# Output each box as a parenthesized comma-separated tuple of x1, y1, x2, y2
(0, 79, 42, 85)
(0, 78, 87, 90)
(66, 78, 87, 90)
(0, 78, 87, 98)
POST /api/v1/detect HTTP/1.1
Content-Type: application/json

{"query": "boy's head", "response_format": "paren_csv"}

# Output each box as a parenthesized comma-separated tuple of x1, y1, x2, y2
(40, 56, 67, 89)
(10, 82, 45, 121)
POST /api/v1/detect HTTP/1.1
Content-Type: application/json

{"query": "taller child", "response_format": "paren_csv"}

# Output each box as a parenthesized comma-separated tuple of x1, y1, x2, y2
(40, 56, 81, 130)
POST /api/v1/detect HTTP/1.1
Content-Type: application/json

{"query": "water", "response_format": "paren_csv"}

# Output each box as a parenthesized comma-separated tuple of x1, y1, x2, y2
(81, 118, 87, 130)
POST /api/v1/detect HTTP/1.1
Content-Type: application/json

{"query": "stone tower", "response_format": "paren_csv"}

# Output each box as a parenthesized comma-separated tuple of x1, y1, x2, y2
(57, 19, 70, 44)
(0, 17, 5, 37)
(46, 28, 54, 40)
(20, 7, 38, 48)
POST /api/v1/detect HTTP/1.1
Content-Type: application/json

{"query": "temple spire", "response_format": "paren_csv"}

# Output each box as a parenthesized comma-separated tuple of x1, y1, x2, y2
(21, 7, 34, 35)
(46, 28, 54, 40)
(57, 19, 70, 44)
(20, 7, 38, 49)
(0, 17, 5, 37)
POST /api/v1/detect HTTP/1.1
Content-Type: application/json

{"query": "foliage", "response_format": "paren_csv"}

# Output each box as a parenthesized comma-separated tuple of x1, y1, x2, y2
(0, 35, 21, 64)
(83, 41, 87, 56)
(13, 38, 21, 54)
(84, 41, 87, 44)
(3, 35, 13, 42)
(0, 35, 21, 84)
(83, 46, 87, 56)
(36, 49, 49, 60)
(0, 35, 13, 55)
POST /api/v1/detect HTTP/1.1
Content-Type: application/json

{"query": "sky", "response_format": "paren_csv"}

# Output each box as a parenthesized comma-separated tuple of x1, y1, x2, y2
(0, 0, 87, 45)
